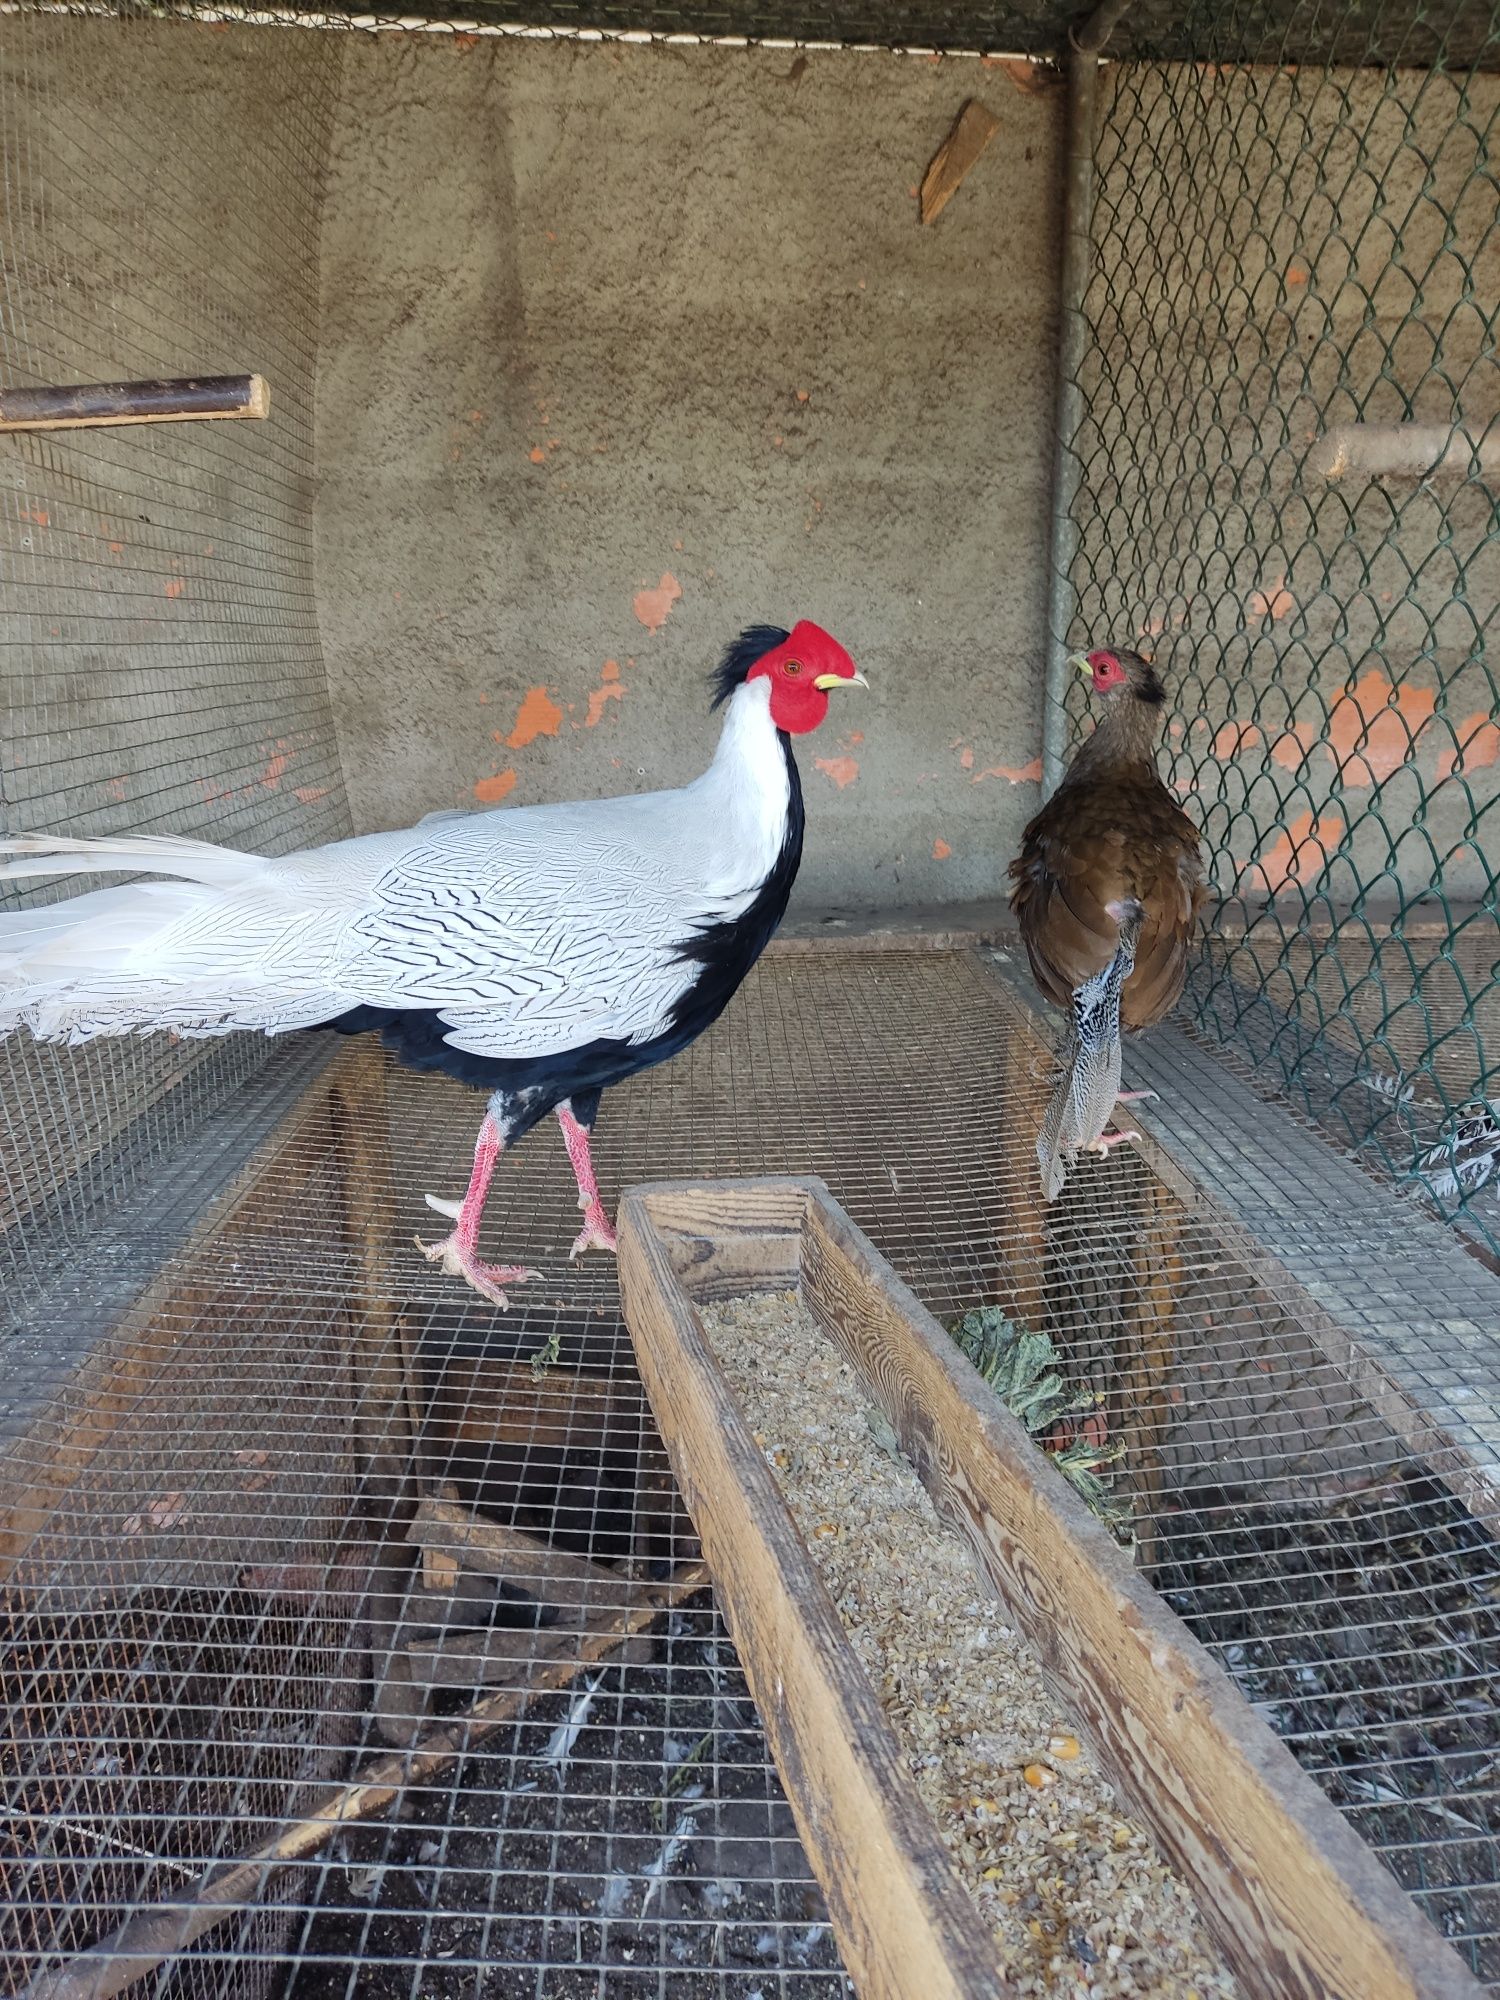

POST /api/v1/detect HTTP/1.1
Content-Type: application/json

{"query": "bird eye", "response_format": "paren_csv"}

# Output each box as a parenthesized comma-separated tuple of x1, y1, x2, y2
(784, 659, 803, 675)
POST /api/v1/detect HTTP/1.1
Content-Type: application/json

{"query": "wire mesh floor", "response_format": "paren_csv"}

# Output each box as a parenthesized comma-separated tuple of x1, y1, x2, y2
(1, 945, 1496, 1995)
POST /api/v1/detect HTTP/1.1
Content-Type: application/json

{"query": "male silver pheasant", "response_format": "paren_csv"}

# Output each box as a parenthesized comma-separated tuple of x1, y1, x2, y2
(0, 621, 866, 1302)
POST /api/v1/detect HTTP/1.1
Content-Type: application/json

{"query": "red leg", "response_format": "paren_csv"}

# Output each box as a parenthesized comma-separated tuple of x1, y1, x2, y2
(557, 1101, 618, 1259)
(416, 1109, 539, 1306)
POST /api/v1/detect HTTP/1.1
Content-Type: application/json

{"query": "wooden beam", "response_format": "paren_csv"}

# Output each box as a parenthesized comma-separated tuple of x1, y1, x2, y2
(407, 1497, 647, 1616)
(0, 374, 269, 432)
(329, 1042, 414, 1524)
(1119, 1169, 1181, 1567)
(920, 100, 1000, 224)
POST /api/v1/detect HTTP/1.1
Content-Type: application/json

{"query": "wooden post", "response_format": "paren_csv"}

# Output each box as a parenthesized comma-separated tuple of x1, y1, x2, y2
(0, 374, 268, 432)
(328, 1043, 413, 1527)
(1119, 1169, 1181, 1567)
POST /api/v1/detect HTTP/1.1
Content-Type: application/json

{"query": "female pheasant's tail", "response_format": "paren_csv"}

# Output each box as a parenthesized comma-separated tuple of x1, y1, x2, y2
(1037, 900, 1143, 1201)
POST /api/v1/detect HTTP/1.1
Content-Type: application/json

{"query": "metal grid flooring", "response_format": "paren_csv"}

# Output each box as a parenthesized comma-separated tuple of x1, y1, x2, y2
(1, 945, 1496, 1995)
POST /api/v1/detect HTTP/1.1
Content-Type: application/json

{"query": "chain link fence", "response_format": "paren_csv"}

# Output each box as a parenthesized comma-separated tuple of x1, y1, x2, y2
(1061, 2, 1500, 1257)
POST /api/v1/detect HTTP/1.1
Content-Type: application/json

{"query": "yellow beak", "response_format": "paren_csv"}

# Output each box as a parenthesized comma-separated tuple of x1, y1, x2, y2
(814, 671, 869, 691)
(1068, 652, 1093, 681)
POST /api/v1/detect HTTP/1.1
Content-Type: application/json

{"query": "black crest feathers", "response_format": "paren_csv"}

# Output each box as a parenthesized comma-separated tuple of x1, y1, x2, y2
(708, 625, 790, 711)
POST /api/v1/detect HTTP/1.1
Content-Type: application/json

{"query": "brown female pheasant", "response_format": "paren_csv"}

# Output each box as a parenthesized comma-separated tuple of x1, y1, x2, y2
(1009, 647, 1205, 1198)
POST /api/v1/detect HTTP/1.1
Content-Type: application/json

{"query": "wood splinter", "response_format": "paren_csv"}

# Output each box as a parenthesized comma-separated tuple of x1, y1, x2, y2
(920, 100, 1001, 225)
(0, 373, 269, 434)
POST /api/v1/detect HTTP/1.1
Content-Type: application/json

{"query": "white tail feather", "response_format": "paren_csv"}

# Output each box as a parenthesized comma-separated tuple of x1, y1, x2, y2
(0, 832, 260, 889)
(0, 833, 289, 1041)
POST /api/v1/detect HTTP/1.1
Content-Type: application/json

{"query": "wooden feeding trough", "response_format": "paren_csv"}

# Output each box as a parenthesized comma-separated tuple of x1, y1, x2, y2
(616, 1176, 1482, 2000)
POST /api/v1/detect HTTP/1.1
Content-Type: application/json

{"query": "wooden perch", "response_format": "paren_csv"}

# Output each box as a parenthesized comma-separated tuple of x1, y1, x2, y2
(1309, 423, 1499, 484)
(920, 100, 1000, 225)
(407, 1496, 647, 1616)
(0, 374, 269, 433)
(18, 1555, 708, 2000)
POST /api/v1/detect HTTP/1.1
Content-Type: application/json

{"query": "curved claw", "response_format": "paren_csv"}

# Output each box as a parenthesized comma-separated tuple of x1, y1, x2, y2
(568, 1202, 619, 1261)
(414, 1231, 540, 1308)
(1086, 1129, 1140, 1156)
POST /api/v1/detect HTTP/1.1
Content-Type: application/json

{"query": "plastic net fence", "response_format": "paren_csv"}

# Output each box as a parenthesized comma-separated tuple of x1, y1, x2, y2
(1059, 4, 1500, 1257)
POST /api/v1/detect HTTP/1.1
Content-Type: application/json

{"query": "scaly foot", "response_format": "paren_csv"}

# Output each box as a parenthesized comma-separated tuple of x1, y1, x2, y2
(1115, 1089, 1157, 1107)
(417, 1197, 539, 1306)
(569, 1198, 619, 1261)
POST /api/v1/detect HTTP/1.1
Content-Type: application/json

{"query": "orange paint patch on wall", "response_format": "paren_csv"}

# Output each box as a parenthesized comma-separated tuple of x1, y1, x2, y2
(1210, 721, 1262, 760)
(259, 750, 289, 789)
(1435, 715, 1500, 781)
(294, 785, 331, 805)
(20, 506, 49, 529)
(474, 768, 518, 804)
(1247, 574, 1295, 622)
(972, 756, 1043, 785)
(1246, 810, 1343, 896)
(633, 572, 682, 634)
(164, 578, 185, 599)
(959, 746, 975, 770)
(103, 777, 128, 802)
(1326, 670, 1436, 787)
(814, 755, 860, 790)
(528, 446, 546, 464)
(506, 685, 563, 749)
(586, 659, 627, 728)
(932, 837, 953, 860)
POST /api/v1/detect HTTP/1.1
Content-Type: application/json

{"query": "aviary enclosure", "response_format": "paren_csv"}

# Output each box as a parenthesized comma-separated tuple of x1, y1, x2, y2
(0, 0, 1496, 1992)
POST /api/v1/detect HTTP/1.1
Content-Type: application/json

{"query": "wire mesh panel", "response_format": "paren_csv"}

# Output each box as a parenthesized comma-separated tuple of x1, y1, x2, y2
(0, 949, 1496, 1992)
(0, 13, 351, 1312)
(1060, 4, 1500, 1255)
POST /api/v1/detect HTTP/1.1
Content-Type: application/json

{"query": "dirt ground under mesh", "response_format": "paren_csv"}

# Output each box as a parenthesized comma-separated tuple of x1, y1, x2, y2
(283, 1592, 846, 2000)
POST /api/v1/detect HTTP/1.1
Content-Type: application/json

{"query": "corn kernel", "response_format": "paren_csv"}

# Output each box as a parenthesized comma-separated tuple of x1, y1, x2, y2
(1023, 1764, 1057, 1790)
(1048, 1734, 1080, 1760)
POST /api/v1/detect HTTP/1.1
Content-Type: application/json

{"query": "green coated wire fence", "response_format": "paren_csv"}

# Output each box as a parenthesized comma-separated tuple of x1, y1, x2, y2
(1060, 5, 1500, 1258)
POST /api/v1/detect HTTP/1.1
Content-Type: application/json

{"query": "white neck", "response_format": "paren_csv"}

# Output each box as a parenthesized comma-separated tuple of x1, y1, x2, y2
(688, 677, 792, 893)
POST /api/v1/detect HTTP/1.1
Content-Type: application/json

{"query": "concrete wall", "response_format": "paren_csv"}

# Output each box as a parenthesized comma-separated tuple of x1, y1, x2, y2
(316, 37, 1063, 910)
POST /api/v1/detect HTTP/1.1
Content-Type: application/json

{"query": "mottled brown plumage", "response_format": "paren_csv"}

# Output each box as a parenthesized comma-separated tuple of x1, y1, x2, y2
(1010, 647, 1205, 1195)
(1011, 649, 1204, 1027)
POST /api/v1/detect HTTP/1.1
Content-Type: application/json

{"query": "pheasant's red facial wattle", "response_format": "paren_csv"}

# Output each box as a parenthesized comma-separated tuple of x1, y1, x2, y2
(1088, 650, 1129, 694)
(749, 620, 866, 734)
